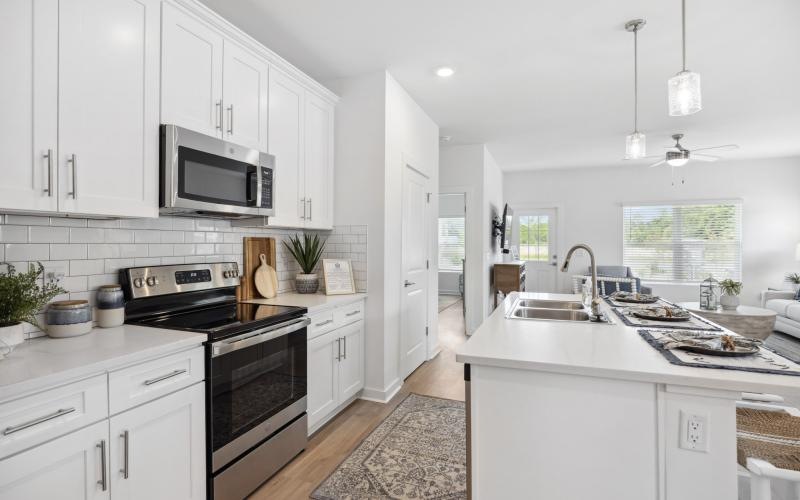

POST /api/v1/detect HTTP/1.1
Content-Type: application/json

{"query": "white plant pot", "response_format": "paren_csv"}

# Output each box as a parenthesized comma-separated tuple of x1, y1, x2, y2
(792, 283, 800, 293)
(720, 294, 740, 311)
(0, 323, 25, 358)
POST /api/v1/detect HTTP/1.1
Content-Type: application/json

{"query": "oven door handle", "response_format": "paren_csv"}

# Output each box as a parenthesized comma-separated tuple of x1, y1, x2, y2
(211, 317, 310, 358)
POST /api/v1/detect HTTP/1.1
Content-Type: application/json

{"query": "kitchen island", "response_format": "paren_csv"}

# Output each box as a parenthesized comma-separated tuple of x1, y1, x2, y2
(455, 292, 800, 500)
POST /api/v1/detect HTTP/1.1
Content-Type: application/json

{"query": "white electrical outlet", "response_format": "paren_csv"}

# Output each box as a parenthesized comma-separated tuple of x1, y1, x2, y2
(679, 410, 709, 452)
(44, 265, 66, 287)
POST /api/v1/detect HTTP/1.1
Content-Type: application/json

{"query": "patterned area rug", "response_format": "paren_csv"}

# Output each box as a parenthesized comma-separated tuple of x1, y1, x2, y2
(311, 394, 466, 500)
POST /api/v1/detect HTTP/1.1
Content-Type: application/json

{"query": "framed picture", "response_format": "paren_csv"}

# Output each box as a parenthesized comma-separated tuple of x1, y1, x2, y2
(322, 259, 356, 295)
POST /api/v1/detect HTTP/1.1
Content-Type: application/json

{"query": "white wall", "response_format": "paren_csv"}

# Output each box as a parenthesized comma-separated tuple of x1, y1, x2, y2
(504, 156, 800, 306)
(440, 144, 504, 333)
(328, 71, 439, 401)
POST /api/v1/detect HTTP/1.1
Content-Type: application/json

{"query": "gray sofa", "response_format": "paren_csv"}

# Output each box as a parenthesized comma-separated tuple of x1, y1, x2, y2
(761, 290, 800, 339)
(582, 265, 653, 295)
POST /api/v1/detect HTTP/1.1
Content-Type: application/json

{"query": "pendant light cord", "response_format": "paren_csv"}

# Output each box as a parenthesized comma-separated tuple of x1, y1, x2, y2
(634, 25, 639, 132)
(682, 0, 687, 71)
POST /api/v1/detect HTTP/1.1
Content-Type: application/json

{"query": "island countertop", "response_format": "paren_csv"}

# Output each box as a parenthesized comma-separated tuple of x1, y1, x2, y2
(455, 292, 800, 397)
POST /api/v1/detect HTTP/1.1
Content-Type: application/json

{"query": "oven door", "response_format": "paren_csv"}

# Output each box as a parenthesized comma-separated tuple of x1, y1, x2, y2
(161, 124, 262, 217)
(209, 317, 309, 472)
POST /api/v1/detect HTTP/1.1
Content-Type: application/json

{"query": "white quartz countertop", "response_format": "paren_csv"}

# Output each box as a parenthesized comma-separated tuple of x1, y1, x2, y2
(0, 325, 205, 401)
(456, 292, 800, 397)
(243, 292, 367, 314)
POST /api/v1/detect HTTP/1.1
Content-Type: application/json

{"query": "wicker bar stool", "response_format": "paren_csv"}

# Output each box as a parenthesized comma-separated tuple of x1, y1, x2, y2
(736, 401, 800, 500)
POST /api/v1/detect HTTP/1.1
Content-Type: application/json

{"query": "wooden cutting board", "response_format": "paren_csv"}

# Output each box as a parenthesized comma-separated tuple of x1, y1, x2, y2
(237, 237, 277, 300)
(254, 253, 278, 298)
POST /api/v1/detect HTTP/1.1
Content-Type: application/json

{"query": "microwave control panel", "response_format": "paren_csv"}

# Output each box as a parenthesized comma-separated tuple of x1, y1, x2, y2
(260, 166, 273, 209)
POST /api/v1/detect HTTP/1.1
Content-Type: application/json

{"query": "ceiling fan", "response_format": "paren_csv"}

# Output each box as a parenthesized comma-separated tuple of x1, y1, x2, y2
(647, 133, 739, 168)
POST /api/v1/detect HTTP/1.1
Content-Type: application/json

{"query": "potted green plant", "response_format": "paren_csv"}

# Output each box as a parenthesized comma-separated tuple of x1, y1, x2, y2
(786, 272, 800, 293)
(719, 279, 742, 311)
(283, 233, 326, 294)
(0, 263, 64, 353)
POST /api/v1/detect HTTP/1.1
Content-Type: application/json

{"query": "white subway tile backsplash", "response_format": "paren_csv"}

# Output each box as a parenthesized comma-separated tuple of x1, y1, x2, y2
(88, 273, 118, 290)
(205, 232, 222, 243)
(50, 243, 87, 260)
(148, 244, 174, 257)
(160, 231, 184, 243)
(134, 230, 161, 243)
(87, 244, 120, 259)
(0, 225, 29, 243)
(5, 243, 49, 261)
(61, 275, 88, 293)
(104, 258, 134, 274)
(88, 219, 121, 228)
(161, 256, 185, 265)
(104, 229, 134, 243)
(195, 243, 214, 255)
(5, 215, 49, 226)
(70, 259, 105, 276)
(70, 227, 104, 243)
(184, 231, 206, 243)
(50, 217, 87, 227)
(171, 218, 195, 230)
(30, 226, 69, 243)
(173, 244, 197, 256)
(119, 244, 149, 258)
(134, 257, 161, 267)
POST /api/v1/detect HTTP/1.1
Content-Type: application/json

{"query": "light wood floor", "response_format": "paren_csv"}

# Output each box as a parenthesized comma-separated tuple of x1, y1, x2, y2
(249, 301, 468, 499)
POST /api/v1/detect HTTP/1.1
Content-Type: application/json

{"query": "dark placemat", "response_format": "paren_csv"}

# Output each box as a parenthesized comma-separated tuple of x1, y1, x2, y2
(604, 297, 723, 332)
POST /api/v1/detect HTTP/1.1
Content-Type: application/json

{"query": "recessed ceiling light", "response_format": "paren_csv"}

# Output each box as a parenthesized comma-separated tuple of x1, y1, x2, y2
(436, 67, 455, 77)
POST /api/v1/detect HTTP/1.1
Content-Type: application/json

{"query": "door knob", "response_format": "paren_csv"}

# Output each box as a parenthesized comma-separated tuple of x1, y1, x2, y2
(404, 280, 416, 287)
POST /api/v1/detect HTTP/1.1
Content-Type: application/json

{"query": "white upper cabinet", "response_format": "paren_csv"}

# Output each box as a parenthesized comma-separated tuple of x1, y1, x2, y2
(222, 41, 269, 150)
(161, 3, 224, 138)
(0, 0, 59, 213)
(58, 0, 160, 218)
(267, 68, 306, 228)
(303, 92, 335, 230)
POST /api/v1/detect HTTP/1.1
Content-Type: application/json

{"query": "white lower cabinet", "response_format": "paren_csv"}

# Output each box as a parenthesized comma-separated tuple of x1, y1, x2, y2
(307, 319, 364, 434)
(109, 383, 205, 500)
(0, 420, 110, 500)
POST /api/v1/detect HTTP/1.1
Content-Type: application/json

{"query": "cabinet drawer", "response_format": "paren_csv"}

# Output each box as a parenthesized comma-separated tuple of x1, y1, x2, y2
(334, 301, 364, 327)
(0, 374, 108, 460)
(308, 310, 336, 340)
(109, 347, 204, 415)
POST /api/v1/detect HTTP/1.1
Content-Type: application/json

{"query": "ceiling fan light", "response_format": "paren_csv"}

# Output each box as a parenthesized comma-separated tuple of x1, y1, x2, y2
(625, 132, 646, 159)
(667, 157, 689, 167)
(668, 70, 702, 116)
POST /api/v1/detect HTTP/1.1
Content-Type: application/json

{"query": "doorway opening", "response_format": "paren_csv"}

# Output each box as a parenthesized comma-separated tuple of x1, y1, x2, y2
(516, 207, 560, 293)
(438, 193, 467, 344)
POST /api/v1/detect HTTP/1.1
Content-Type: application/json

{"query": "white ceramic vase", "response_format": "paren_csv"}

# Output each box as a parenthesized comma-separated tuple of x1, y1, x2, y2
(0, 323, 25, 357)
(720, 294, 740, 311)
(295, 273, 319, 294)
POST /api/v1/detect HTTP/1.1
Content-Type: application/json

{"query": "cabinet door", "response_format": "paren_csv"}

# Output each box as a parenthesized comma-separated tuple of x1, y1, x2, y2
(338, 321, 364, 401)
(222, 41, 269, 150)
(58, 0, 159, 218)
(109, 383, 205, 500)
(307, 330, 340, 433)
(303, 91, 334, 230)
(266, 67, 305, 228)
(161, 3, 224, 138)
(0, 0, 58, 213)
(0, 420, 109, 500)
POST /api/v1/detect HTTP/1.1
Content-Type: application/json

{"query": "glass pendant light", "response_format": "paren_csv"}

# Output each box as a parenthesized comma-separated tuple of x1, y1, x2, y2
(668, 0, 702, 116)
(625, 19, 646, 159)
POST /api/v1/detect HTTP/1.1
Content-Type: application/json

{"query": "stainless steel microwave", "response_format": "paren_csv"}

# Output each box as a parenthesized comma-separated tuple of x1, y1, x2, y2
(160, 124, 275, 218)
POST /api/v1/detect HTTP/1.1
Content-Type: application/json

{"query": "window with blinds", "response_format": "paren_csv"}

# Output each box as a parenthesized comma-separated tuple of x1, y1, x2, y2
(622, 201, 742, 283)
(438, 217, 465, 271)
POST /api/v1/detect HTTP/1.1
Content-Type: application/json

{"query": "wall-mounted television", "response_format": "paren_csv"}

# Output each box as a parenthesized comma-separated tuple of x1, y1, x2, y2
(499, 203, 513, 254)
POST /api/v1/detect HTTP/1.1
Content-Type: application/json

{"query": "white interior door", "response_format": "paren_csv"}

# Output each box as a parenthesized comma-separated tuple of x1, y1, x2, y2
(517, 208, 558, 292)
(400, 164, 430, 379)
(0, 0, 59, 213)
(222, 40, 268, 150)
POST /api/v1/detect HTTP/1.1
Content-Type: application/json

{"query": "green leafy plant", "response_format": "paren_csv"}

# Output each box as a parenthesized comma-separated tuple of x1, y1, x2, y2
(282, 234, 325, 275)
(719, 279, 743, 296)
(786, 273, 800, 285)
(0, 263, 65, 328)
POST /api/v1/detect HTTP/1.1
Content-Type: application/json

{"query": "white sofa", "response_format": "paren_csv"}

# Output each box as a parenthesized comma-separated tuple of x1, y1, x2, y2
(761, 290, 800, 339)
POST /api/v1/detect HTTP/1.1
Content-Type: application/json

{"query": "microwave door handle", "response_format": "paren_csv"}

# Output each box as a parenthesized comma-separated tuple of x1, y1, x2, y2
(247, 170, 258, 206)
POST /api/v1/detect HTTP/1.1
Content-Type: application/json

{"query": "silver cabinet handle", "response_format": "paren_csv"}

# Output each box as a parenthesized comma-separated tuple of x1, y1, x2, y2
(404, 280, 416, 287)
(3, 407, 76, 435)
(97, 439, 107, 491)
(143, 368, 186, 386)
(227, 104, 234, 135)
(335, 338, 341, 361)
(315, 319, 333, 327)
(343, 336, 347, 360)
(215, 101, 222, 131)
(43, 149, 53, 196)
(345, 310, 360, 317)
(67, 154, 77, 198)
(120, 430, 129, 479)
(300, 198, 306, 220)
(307, 198, 312, 221)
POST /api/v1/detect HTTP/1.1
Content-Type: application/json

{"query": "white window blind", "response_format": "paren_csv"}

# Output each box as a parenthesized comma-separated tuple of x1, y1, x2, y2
(622, 201, 742, 283)
(438, 217, 465, 272)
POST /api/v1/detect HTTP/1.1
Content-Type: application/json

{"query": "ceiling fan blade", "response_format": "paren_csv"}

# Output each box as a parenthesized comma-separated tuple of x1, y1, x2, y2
(691, 154, 719, 162)
(692, 144, 739, 152)
(648, 159, 666, 168)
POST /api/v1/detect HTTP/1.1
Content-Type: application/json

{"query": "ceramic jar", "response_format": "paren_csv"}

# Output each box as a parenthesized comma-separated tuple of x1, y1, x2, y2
(295, 273, 319, 294)
(96, 284, 125, 328)
(46, 300, 93, 338)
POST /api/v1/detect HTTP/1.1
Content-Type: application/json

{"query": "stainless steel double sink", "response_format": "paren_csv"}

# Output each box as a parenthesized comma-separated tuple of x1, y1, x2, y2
(507, 298, 612, 323)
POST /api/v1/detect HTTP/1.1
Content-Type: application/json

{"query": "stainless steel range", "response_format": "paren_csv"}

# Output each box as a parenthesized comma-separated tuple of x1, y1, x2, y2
(120, 262, 309, 500)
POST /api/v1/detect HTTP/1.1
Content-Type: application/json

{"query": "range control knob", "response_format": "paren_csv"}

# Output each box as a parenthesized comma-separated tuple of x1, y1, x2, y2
(223, 271, 230, 279)
(146, 276, 159, 287)
(132, 277, 144, 288)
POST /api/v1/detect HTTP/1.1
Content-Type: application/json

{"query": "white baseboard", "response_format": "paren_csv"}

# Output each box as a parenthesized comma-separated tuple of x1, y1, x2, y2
(428, 343, 442, 360)
(308, 392, 362, 436)
(360, 378, 402, 403)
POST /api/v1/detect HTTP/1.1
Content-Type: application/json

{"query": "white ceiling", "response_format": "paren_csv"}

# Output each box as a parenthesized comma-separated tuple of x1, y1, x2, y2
(200, 0, 800, 171)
